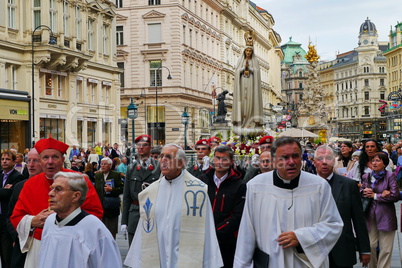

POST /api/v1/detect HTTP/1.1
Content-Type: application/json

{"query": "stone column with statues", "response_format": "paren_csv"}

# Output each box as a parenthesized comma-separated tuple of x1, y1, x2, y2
(297, 42, 328, 137)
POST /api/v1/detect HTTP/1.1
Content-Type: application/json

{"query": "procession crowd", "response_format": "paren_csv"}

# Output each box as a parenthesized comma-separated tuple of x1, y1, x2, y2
(0, 134, 401, 268)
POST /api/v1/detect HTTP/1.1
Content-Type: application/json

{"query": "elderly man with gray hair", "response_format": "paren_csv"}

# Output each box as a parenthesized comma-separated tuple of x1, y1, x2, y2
(124, 143, 223, 268)
(38, 172, 121, 268)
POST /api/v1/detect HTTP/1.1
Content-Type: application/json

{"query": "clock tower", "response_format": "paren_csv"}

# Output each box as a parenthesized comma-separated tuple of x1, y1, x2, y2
(357, 17, 378, 47)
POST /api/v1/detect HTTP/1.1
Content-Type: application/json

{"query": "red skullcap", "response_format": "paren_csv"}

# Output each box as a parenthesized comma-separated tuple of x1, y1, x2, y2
(34, 136, 69, 155)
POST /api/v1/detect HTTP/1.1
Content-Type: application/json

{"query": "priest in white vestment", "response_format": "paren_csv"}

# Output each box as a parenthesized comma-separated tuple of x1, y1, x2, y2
(234, 137, 343, 268)
(124, 144, 223, 268)
(38, 172, 121, 268)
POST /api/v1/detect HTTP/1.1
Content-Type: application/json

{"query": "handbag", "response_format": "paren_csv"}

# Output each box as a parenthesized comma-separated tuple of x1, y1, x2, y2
(361, 196, 372, 214)
(103, 196, 121, 211)
(361, 173, 373, 214)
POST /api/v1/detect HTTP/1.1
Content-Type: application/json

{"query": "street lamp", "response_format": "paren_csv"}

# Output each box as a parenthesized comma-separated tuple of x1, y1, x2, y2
(127, 98, 138, 154)
(31, 25, 57, 144)
(181, 107, 190, 150)
(154, 66, 172, 145)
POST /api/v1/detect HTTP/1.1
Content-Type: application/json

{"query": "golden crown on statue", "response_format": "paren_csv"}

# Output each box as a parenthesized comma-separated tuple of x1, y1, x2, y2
(244, 30, 255, 47)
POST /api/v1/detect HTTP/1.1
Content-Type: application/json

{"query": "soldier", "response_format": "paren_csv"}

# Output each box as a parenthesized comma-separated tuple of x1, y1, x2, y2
(121, 135, 161, 245)
(186, 139, 212, 178)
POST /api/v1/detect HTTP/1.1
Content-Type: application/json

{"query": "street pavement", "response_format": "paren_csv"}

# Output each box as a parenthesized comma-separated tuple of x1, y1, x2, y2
(116, 201, 402, 268)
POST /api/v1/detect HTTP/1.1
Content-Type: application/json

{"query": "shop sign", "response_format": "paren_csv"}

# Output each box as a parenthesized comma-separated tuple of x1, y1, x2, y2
(0, 99, 29, 120)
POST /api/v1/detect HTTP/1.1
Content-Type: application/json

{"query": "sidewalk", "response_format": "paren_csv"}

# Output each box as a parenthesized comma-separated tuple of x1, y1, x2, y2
(116, 202, 402, 268)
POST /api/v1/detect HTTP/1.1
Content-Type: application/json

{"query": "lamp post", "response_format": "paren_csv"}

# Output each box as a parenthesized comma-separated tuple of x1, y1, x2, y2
(154, 66, 172, 145)
(127, 98, 138, 154)
(181, 107, 190, 150)
(31, 25, 57, 144)
(140, 88, 147, 129)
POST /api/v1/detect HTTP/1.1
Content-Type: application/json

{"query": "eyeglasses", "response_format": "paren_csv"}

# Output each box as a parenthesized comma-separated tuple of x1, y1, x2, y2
(315, 156, 334, 162)
(49, 186, 76, 194)
(136, 143, 150, 148)
(260, 159, 271, 164)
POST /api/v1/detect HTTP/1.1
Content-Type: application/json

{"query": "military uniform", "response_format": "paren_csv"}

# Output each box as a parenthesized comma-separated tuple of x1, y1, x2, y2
(121, 158, 161, 244)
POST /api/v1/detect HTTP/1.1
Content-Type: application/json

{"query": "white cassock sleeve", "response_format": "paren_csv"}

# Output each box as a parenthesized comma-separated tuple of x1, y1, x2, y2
(293, 180, 342, 268)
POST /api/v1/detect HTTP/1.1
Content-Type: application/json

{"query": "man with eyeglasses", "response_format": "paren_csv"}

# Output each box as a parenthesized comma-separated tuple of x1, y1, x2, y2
(199, 145, 246, 268)
(187, 139, 212, 178)
(314, 145, 370, 268)
(243, 151, 273, 182)
(124, 143, 223, 268)
(235, 137, 342, 268)
(10, 137, 103, 268)
(38, 172, 121, 268)
(121, 134, 161, 245)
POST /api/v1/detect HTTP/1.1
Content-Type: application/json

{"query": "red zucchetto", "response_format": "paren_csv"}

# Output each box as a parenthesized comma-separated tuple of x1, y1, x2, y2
(34, 137, 69, 154)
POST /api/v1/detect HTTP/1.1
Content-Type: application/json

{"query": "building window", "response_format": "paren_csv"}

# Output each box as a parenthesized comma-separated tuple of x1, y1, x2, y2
(116, 26, 124, 45)
(49, 0, 58, 32)
(76, 79, 82, 102)
(189, 28, 193, 47)
(88, 20, 94, 50)
(33, 0, 41, 28)
(40, 118, 65, 141)
(364, 91, 369, 100)
(63, 0, 70, 37)
(75, 6, 82, 40)
(299, 71, 302, 77)
(103, 24, 109, 55)
(364, 79, 369, 86)
(299, 83, 302, 89)
(45, 73, 53, 96)
(183, 25, 186, 44)
(116, 0, 123, 8)
(380, 78, 384, 86)
(8, 0, 17, 29)
(150, 60, 162, 86)
(45, 73, 64, 97)
(117, 62, 124, 88)
(105, 86, 110, 105)
(380, 91, 385, 100)
(364, 106, 369, 115)
(148, 23, 161, 43)
(87, 81, 96, 103)
(148, 0, 161, 5)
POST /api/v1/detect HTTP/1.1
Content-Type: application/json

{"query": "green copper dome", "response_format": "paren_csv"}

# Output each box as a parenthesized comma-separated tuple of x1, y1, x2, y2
(281, 37, 308, 64)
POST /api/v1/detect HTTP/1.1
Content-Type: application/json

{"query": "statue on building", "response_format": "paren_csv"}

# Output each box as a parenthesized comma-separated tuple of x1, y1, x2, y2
(215, 90, 229, 123)
(232, 30, 264, 136)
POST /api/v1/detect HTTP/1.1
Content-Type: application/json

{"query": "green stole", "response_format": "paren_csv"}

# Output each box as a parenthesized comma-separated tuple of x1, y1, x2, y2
(139, 170, 208, 267)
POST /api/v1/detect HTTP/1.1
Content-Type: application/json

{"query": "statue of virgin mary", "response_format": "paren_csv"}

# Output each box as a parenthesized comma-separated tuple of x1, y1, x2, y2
(232, 31, 264, 135)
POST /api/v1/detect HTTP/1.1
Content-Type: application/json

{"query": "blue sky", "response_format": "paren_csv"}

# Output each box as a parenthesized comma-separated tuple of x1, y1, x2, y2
(252, 0, 402, 60)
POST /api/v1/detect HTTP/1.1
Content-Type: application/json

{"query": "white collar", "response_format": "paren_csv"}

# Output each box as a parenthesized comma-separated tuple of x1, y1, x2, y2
(55, 207, 82, 227)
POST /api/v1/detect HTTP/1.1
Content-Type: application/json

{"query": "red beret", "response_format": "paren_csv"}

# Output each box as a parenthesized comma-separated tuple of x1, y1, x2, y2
(208, 136, 221, 143)
(135, 134, 152, 144)
(259, 136, 274, 145)
(34, 137, 69, 155)
(195, 139, 210, 147)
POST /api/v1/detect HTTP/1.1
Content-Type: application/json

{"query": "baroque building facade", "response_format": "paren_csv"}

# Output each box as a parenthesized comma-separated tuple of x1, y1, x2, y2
(318, 18, 388, 141)
(383, 21, 402, 143)
(117, 0, 283, 146)
(0, 0, 121, 151)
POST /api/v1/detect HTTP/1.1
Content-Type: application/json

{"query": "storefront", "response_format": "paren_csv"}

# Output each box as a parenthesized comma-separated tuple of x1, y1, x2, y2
(0, 89, 30, 152)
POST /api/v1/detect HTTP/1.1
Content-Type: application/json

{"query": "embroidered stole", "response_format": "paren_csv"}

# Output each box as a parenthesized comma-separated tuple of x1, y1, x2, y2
(139, 170, 208, 267)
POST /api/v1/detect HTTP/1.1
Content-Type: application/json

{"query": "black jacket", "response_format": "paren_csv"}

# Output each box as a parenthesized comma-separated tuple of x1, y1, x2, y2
(199, 168, 246, 268)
